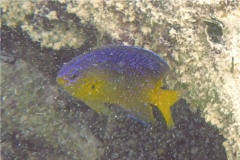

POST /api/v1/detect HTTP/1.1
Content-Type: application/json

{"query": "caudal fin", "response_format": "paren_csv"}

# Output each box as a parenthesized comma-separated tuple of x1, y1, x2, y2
(150, 89, 181, 128)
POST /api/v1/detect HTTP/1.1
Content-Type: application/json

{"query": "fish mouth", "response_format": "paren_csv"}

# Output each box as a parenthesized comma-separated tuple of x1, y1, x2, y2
(56, 76, 71, 86)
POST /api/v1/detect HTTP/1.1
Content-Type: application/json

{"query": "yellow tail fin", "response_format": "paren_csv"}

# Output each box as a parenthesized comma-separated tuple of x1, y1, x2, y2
(150, 87, 181, 128)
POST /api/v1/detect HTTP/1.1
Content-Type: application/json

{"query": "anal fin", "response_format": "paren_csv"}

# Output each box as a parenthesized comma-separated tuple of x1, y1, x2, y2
(125, 102, 156, 125)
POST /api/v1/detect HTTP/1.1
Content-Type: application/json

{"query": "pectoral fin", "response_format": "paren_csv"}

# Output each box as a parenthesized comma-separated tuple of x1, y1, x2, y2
(84, 100, 112, 116)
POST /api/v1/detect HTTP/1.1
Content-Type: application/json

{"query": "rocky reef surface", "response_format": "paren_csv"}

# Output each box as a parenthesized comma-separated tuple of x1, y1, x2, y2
(1, 0, 239, 159)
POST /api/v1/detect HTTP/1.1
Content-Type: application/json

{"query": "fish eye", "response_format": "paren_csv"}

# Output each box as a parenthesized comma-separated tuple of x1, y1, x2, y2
(67, 69, 79, 80)
(68, 73, 78, 80)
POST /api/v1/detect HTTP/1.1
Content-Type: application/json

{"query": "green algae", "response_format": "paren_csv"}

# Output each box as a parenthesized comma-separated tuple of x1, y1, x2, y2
(1, 60, 103, 159)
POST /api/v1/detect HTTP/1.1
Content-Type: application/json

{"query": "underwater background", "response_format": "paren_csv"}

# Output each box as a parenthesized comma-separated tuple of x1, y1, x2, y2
(1, 0, 239, 159)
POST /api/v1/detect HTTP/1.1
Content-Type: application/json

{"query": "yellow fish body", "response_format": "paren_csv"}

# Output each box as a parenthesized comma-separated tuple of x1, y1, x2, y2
(57, 45, 180, 128)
